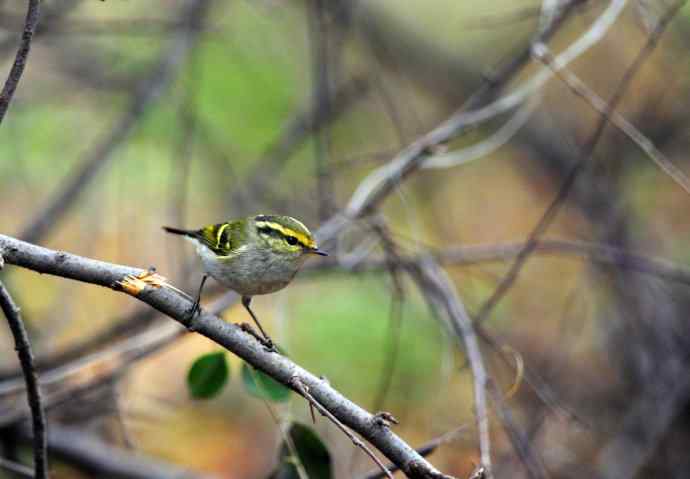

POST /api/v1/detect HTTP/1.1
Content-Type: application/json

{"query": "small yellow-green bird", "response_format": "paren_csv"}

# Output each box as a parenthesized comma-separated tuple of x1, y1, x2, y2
(163, 214, 327, 349)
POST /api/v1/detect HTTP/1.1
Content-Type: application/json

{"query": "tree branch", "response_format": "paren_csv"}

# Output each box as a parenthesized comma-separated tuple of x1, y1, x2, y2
(0, 279, 47, 478)
(0, 0, 40, 124)
(15, 422, 209, 479)
(0, 233, 451, 479)
(18, 0, 210, 244)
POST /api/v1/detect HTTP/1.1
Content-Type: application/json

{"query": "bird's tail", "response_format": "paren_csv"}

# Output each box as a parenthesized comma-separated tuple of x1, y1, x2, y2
(162, 226, 196, 237)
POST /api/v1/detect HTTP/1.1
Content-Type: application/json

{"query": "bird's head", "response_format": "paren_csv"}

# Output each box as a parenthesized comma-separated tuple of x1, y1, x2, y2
(252, 215, 327, 259)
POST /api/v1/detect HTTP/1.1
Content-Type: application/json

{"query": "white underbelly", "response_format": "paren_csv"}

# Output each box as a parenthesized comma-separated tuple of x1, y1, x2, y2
(196, 243, 301, 296)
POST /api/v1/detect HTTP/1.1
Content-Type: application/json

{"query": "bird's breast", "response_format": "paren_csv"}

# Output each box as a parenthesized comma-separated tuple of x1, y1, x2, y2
(198, 245, 302, 296)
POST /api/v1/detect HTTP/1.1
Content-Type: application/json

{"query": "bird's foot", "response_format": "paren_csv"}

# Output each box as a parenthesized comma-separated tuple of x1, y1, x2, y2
(186, 301, 200, 332)
(239, 323, 277, 352)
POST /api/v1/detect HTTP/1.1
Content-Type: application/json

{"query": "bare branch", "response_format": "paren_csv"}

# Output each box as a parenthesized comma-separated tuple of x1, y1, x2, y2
(412, 259, 494, 478)
(487, 381, 548, 479)
(291, 376, 394, 479)
(15, 422, 209, 479)
(308, 0, 337, 221)
(310, 238, 690, 288)
(18, 0, 210, 244)
(0, 292, 238, 430)
(317, 0, 619, 240)
(0, 0, 40, 124)
(0, 279, 47, 478)
(361, 426, 468, 479)
(0, 233, 452, 479)
(473, 0, 675, 326)
(534, 11, 690, 195)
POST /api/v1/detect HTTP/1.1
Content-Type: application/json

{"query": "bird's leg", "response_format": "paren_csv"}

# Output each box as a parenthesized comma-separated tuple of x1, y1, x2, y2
(187, 274, 208, 330)
(241, 296, 276, 351)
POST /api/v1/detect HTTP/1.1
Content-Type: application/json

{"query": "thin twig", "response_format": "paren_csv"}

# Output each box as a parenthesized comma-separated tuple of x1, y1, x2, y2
(411, 259, 494, 479)
(0, 280, 47, 478)
(18, 0, 210, 244)
(361, 426, 468, 479)
(309, 237, 690, 288)
(369, 222, 406, 413)
(472, 0, 676, 327)
(0, 291, 239, 429)
(290, 376, 394, 479)
(486, 380, 548, 479)
(317, 0, 614, 242)
(308, 0, 336, 222)
(0, 0, 40, 124)
(15, 421, 209, 479)
(534, 2, 690, 194)
(261, 402, 311, 479)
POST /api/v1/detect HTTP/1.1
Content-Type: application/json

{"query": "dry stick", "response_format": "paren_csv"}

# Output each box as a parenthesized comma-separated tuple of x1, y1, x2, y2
(18, 0, 210, 244)
(0, 279, 47, 478)
(369, 222, 406, 413)
(366, 222, 497, 475)
(316, 0, 589, 242)
(311, 238, 690, 288)
(411, 259, 494, 479)
(534, 33, 690, 193)
(0, 292, 239, 429)
(15, 421, 211, 479)
(290, 376, 395, 479)
(486, 380, 548, 479)
(0, 307, 158, 381)
(0, 234, 449, 479)
(308, 0, 336, 222)
(347, 222, 406, 479)
(0, 0, 40, 124)
(361, 426, 469, 479)
(472, 0, 680, 328)
(0, 0, 81, 58)
(260, 402, 311, 479)
(372, 284, 404, 412)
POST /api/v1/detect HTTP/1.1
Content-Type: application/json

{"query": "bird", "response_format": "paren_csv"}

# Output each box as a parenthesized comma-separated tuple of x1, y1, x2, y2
(163, 214, 327, 350)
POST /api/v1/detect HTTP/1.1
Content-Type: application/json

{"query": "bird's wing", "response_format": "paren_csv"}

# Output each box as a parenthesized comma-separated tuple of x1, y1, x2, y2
(196, 221, 245, 256)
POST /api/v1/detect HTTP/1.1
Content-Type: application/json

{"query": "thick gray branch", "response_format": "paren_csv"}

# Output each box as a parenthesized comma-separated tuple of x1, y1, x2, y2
(0, 233, 450, 479)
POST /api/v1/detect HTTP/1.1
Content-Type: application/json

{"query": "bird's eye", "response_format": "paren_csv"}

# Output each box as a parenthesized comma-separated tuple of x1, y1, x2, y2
(286, 236, 298, 246)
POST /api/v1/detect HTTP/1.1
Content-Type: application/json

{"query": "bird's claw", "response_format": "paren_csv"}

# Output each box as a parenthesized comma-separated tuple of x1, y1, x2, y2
(186, 301, 200, 331)
(239, 323, 277, 352)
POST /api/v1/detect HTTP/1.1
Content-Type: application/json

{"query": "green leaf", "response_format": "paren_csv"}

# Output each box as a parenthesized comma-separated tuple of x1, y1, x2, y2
(241, 362, 291, 403)
(269, 423, 332, 479)
(187, 351, 229, 399)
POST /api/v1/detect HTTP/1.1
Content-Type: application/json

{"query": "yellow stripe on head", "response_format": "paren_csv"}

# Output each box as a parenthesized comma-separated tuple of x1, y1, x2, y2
(255, 220, 316, 249)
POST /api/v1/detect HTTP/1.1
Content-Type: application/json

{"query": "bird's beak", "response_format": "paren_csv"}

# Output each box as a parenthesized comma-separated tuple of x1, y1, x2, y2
(310, 248, 328, 256)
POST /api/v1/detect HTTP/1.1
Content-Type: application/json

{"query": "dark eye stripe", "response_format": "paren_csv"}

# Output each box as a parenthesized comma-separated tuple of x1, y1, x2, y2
(258, 226, 306, 248)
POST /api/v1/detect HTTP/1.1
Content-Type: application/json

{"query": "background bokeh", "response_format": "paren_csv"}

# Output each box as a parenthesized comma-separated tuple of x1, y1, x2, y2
(2, 0, 690, 478)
